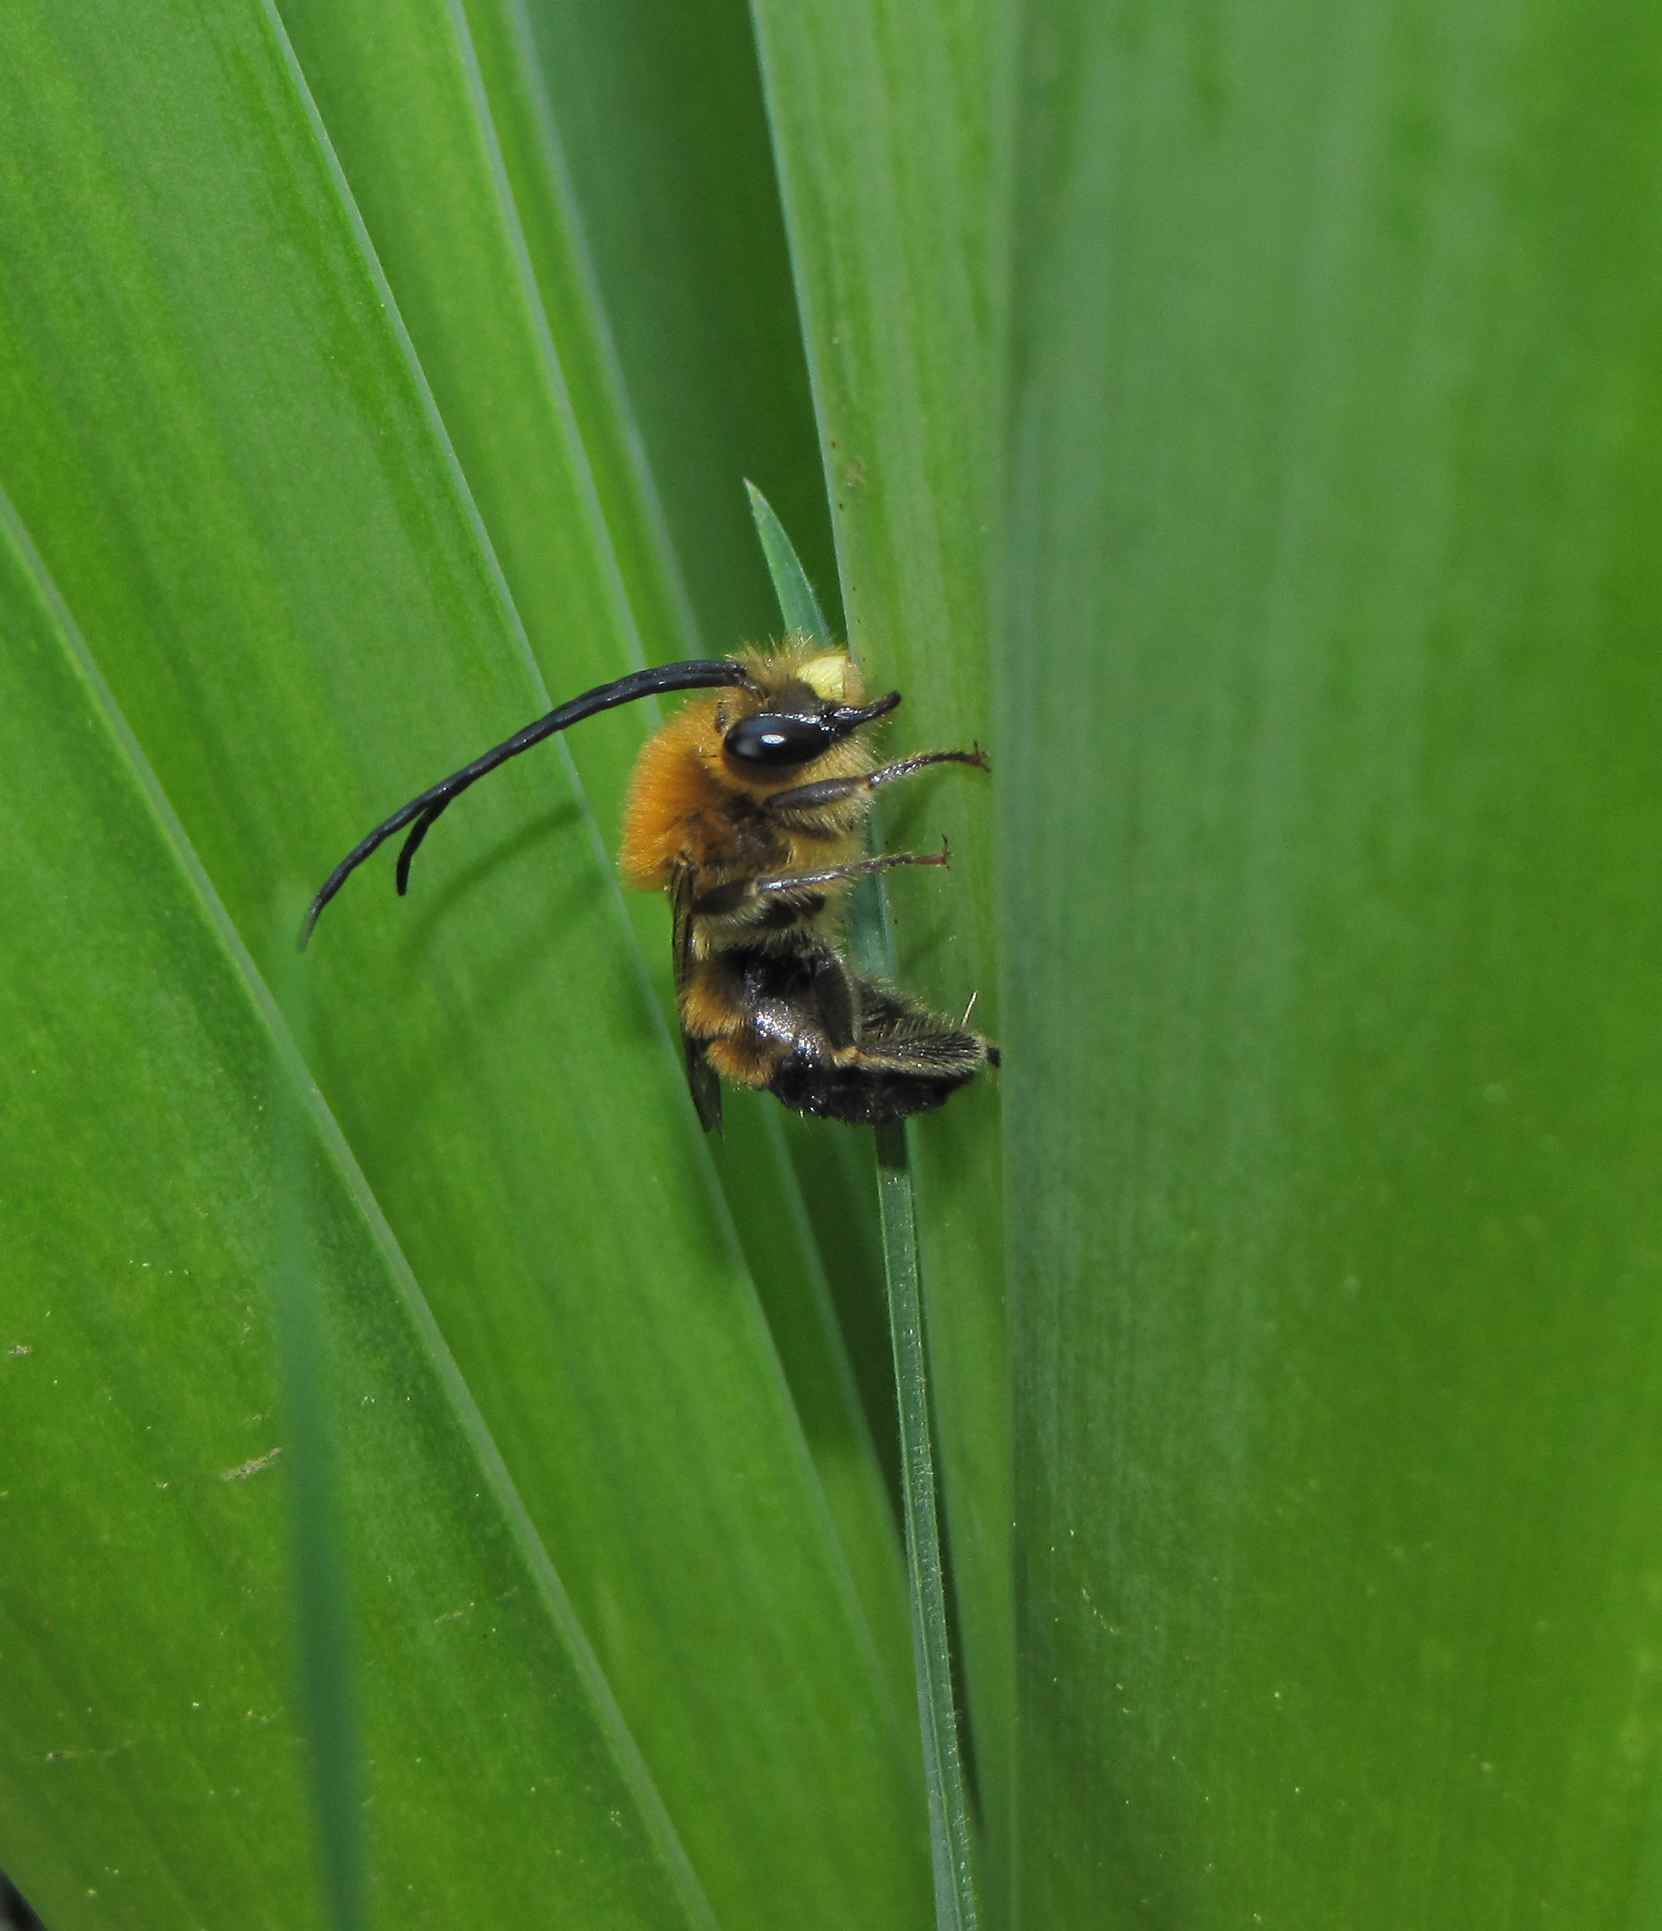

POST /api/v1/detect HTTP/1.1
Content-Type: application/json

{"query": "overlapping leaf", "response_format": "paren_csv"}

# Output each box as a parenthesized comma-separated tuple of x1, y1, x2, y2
(0, 7, 921, 1926)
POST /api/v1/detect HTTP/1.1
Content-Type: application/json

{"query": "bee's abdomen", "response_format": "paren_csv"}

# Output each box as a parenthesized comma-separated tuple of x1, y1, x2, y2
(766, 1054, 977, 1125)
(688, 945, 997, 1124)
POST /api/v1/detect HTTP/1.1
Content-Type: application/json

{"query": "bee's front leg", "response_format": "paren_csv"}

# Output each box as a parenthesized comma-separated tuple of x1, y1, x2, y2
(761, 746, 989, 818)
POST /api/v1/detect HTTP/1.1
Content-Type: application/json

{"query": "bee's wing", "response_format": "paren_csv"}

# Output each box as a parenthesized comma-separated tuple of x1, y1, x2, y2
(671, 864, 723, 1134)
(684, 1033, 723, 1134)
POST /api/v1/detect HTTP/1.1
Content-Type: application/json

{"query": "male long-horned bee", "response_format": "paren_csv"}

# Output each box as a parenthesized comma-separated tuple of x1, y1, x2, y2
(300, 639, 999, 1128)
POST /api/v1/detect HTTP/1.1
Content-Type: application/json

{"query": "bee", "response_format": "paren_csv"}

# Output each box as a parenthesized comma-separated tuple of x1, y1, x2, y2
(300, 639, 999, 1128)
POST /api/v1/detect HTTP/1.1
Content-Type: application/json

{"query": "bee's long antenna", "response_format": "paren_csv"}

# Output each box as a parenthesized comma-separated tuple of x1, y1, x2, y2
(299, 658, 762, 949)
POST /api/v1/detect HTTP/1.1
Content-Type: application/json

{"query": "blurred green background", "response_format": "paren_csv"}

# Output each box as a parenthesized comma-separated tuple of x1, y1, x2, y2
(2, 2, 1659, 1927)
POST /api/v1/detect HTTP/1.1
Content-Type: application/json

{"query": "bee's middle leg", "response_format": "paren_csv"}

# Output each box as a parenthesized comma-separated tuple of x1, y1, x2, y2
(690, 845, 950, 921)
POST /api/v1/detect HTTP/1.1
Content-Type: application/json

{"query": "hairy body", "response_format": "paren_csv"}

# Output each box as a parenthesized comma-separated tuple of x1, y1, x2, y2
(620, 642, 997, 1127)
(301, 636, 997, 1128)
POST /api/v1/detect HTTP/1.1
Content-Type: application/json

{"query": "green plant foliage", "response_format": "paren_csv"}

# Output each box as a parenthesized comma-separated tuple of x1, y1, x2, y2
(0, 495, 715, 1929)
(5, 0, 1660, 1926)
(517, 0, 838, 645)
(1005, 5, 1662, 1926)
(750, 7, 1017, 1906)
(0, 7, 920, 1928)
(749, 484, 982, 1929)
(277, 0, 916, 1749)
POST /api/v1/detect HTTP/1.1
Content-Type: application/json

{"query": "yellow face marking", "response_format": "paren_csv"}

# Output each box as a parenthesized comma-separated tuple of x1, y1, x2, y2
(798, 652, 853, 703)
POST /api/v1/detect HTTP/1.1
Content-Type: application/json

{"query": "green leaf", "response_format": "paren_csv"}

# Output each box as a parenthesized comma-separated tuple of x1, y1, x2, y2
(0, 7, 923, 1925)
(751, 0, 1014, 1905)
(747, 479, 832, 641)
(276, 0, 917, 1766)
(270, 933, 367, 1931)
(1005, 3, 1662, 1925)
(19, 0, 1649, 1922)
(514, 0, 839, 647)
(0, 491, 713, 1930)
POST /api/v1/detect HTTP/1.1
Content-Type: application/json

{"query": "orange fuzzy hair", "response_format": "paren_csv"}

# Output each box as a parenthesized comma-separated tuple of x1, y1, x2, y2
(618, 641, 878, 890)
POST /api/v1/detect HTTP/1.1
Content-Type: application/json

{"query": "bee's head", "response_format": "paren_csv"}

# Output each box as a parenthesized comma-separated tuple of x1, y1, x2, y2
(722, 651, 901, 773)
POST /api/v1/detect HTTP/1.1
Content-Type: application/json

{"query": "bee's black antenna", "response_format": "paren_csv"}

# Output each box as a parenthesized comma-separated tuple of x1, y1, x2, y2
(299, 658, 763, 949)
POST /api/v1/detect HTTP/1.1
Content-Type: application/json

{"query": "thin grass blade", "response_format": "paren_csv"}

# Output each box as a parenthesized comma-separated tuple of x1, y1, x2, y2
(751, 485, 980, 1931)
(746, 478, 832, 640)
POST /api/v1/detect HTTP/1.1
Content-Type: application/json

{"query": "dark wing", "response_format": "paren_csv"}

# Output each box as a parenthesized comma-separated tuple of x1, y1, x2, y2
(671, 863, 723, 1134)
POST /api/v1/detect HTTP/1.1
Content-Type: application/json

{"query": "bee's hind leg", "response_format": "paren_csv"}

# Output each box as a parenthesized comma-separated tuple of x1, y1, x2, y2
(768, 972, 999, 1125)
(806, 945, 857, 1052)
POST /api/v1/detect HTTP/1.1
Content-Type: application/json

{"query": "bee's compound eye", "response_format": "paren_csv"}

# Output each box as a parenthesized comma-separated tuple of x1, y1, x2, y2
(723, 712, 830, 768)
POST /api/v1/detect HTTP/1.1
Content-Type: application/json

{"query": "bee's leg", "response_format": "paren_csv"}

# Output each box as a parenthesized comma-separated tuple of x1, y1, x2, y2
(691, 844, 950, 920)
(807, 947, 858, 1051)
(767, 985, 998, 1123)
(762, 746, 989, 817)
(752, 845, 951, 894)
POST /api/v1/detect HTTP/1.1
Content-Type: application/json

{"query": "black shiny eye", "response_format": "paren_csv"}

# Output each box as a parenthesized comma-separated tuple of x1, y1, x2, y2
(723, 712, 831, 768)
